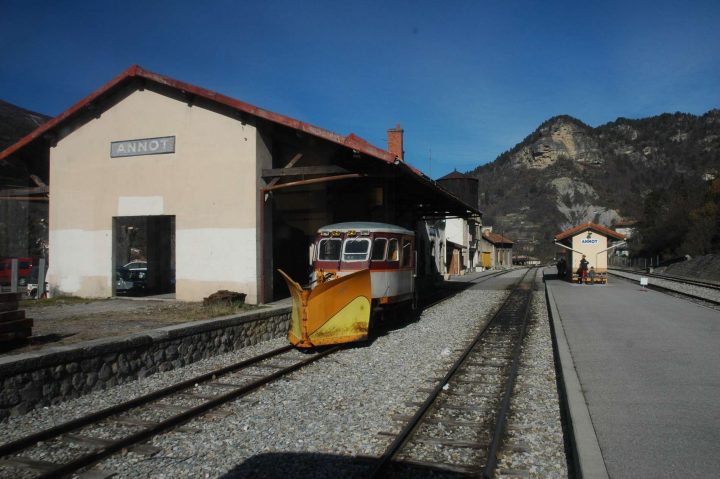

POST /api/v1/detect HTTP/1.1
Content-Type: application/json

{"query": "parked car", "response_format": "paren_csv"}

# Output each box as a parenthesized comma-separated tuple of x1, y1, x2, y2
(124, 261, 147, 271)
(26, 265, 48, 298)
(0, 257, 33, 286)
(116, 266, 147, 295)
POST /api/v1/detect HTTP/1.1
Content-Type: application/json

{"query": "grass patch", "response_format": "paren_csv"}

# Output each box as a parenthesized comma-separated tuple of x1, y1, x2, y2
(20, 295, 102, 308)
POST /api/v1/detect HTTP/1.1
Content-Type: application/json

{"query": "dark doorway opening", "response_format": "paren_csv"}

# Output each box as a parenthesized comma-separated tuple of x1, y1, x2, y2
(113, 216, 175, 297)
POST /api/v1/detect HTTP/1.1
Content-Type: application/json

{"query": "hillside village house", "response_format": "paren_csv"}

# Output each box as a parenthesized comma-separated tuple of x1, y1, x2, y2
(0, 65, 479, 303)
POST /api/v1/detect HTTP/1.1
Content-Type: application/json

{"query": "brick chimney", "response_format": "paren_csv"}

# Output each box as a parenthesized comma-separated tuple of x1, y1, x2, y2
(387, 123, 404, 161)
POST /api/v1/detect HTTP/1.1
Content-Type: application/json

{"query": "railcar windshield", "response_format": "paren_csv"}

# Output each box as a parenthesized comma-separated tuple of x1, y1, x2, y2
(317, 238, 342, 261)
(343, 238, 371, 261)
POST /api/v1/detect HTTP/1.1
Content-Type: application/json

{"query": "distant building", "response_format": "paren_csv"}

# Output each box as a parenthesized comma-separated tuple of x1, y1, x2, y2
(479, 227, 514, 269)
(554, 222, 626, 279)
(437, 170, 482, 275)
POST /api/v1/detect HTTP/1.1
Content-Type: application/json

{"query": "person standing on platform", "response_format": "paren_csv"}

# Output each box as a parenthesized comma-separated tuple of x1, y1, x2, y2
(557, 257, 567, 279)
(588, 266, 596, 284)
(579, 255, 589, 284)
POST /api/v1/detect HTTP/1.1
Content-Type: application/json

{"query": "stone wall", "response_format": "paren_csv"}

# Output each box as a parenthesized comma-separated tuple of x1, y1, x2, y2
(0, 305, 291, 420)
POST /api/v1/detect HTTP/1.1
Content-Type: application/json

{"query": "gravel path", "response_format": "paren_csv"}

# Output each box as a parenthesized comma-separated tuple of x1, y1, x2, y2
(1, 269, 569, 478)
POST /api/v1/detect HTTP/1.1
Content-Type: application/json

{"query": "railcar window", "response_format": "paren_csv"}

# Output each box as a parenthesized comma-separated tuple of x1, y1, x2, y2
(371, 238, 387, 261)
(387, 238, 399, 262)
(317, 238, 342, 261)
(401, 239, 412, 267)
(343, 238, 371, 261)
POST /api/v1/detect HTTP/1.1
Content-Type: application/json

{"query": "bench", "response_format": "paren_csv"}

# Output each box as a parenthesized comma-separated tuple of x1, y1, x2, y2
(570, 272, 607, 284)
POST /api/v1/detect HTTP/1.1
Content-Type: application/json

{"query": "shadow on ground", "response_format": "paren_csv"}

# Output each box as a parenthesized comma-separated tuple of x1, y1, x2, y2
(220, 451, 473, 478)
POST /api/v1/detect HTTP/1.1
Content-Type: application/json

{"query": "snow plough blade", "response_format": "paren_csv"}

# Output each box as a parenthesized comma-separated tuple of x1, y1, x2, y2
(277, 269, 372, 348)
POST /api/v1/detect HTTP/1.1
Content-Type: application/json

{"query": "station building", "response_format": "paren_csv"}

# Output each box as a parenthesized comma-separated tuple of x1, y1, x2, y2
(554, 222, 627, 277)
(0, 65, 480, 303)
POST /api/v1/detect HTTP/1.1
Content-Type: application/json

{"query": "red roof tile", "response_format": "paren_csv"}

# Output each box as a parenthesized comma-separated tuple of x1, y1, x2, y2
(482, 231, 514, 245)
(555, 222, 626, 241)
(0, 65, 397, 165)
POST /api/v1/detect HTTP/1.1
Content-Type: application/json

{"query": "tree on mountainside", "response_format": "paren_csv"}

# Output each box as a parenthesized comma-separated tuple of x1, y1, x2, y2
(635, 177, 719, 258)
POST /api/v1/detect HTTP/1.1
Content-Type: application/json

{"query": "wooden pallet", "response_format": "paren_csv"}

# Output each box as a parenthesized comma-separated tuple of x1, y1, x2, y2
(0, 293, 32, 342)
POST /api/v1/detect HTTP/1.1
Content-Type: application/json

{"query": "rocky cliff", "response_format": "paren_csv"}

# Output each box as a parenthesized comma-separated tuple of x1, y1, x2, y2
(468, 109, 720, 259)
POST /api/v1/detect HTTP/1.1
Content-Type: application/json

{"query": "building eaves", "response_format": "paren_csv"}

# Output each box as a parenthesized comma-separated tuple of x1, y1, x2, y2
(554, 222, 627, 241)
(482, 231, 513, 245)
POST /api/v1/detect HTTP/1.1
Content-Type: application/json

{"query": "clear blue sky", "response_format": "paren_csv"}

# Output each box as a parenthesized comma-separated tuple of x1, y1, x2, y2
(1, 0, 718, 177)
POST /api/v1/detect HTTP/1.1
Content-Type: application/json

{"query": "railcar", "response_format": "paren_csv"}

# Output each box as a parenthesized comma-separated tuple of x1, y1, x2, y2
(278, 222, 416, 348)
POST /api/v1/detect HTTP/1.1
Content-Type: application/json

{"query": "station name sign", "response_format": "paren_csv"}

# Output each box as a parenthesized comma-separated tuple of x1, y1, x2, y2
(111, 136, 175, 158)
(581, 238, 599, 244)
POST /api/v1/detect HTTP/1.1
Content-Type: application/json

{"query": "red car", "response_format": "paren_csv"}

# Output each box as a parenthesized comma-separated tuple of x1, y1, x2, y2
(0, 257, 33, 286)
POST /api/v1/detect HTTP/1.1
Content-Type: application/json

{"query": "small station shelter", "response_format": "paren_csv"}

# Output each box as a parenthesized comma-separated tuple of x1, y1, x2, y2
(0, 65, 479, 303)
(554, 222, 626, 281)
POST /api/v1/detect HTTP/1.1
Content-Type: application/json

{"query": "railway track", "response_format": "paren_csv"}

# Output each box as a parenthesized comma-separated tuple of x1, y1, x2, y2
(0, 268, 521, 478)
(0, 345, 339, 479)
(609, 269, 720, 307)
(610, 268, 720, 290)
(418, 269, 515, 311)
(369, 268, 537, 477)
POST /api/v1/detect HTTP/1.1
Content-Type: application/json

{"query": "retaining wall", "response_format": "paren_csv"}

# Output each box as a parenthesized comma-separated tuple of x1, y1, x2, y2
(0, 305, 291, 420)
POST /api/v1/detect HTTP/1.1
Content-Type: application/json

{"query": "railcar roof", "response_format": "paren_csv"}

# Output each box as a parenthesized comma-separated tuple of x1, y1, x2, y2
(318, 222, 414, 235)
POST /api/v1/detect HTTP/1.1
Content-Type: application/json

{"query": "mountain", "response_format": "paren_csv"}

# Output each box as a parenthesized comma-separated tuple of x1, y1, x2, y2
(0, 100, 50, 188)
(468, 109, 720, 259)
(0, 100, 51, 259)
(0, 100, 49, 151)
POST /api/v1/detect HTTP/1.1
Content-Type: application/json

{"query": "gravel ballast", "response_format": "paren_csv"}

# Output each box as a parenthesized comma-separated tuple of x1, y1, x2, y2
(1, 269, 569, 478)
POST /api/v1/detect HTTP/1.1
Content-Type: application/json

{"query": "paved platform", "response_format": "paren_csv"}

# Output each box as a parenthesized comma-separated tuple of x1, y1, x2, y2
(545, 269, 720, 478)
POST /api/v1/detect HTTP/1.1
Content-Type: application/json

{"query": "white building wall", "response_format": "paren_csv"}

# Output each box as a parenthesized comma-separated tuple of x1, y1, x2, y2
(48, 88, 260, 302)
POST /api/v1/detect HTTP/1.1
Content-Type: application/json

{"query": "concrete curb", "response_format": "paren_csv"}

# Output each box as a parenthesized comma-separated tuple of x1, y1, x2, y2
(545, 279, 609, 479)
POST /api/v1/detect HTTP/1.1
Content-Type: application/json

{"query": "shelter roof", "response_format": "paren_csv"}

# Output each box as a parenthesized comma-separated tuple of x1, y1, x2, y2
(482, 231, 514, 245)
(555, 222, 627, 241)
(0, 65, 480, 217)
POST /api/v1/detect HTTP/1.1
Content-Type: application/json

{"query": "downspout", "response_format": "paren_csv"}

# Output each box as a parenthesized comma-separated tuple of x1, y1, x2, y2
(259, 189, 267, 304)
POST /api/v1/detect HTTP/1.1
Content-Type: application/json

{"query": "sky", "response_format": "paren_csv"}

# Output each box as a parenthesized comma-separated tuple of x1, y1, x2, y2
(1, 0, 719, 178)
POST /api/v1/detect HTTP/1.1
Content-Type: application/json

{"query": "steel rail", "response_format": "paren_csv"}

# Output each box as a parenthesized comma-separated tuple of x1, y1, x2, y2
(609, 268, 720, 290)
(35, 345, 340, 479)
(368, 268, 535, 478)
(0, 344, 293, 458)
(608, 272, 720, 307)
(418, 269, 514, 311)
(482, 269, 537, 478)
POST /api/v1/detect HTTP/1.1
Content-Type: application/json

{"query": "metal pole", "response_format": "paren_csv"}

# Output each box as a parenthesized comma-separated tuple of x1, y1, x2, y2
(38, 257, 47, 299)
(10, 258, 18, 293)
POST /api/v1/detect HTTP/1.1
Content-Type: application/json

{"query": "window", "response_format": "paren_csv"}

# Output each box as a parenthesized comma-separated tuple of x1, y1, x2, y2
(371, 238, 387, 261)
(343, 238, 371, 261)
(318, 238, 342, 261)
(387, 238, 399, 262)
(401, 239, 413, 267)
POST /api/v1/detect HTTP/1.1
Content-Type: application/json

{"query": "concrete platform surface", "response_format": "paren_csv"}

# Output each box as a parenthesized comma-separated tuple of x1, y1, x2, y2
(546, 270, 720, 478)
